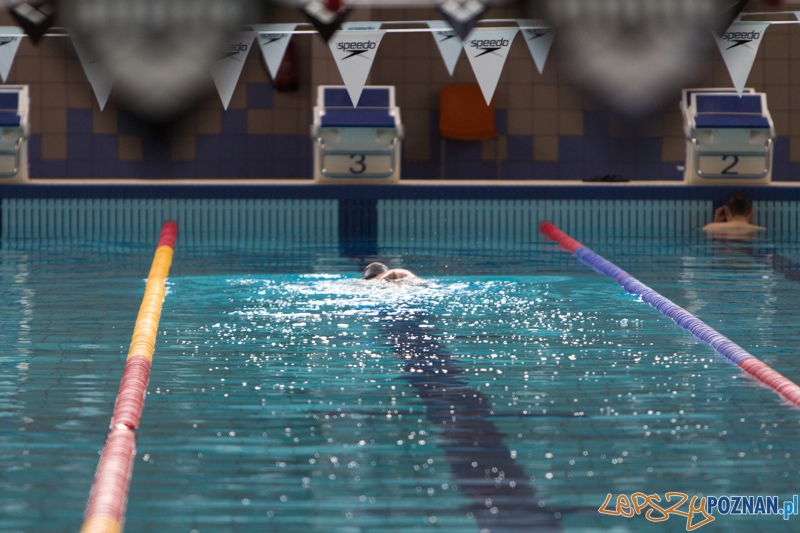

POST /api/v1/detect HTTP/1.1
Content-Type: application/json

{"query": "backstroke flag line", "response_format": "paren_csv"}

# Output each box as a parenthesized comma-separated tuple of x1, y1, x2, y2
(463, 27, 518, 105)
(254, 24, 297, 80)
(518, 20, 554, 75)
(71, 34, 113, 111)
(428, 21, 461, 76)
(714, 21, 770, 96)
(212, 31, 256, 110)
(328, 23, 386, 106)
(0, 27, 22, 82)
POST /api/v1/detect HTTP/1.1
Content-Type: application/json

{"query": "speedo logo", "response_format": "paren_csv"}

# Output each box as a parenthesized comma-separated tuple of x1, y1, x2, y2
(337, 40, 377, 59)
(525, 28, 552, 40)
(469, 38, 510, 57)
(221, 42, 248, 60)
(436, 31, 457, 42)
(0, 37, 18, 45)
(259, 34, 287, 45)
(722, 30, 761, 50)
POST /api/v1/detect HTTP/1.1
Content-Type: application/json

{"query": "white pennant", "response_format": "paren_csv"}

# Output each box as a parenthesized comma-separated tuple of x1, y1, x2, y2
(71, 34, 113, 111)
(0, 27, 22, 82)
(462, 27, 518, 105)
(254, 24, 296, 80)
(212, 31, 256, 110)
(518, 20, 554, 75)
(328, 27, 386, 107)
(714, 21, 770, 96)
(427, 21, 461, 76)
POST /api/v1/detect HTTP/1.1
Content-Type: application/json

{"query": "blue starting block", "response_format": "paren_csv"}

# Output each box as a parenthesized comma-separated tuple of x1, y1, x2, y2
(682, 88, 775, 184)
(312, 86, 403, 183)
(0, 85, 29, 181)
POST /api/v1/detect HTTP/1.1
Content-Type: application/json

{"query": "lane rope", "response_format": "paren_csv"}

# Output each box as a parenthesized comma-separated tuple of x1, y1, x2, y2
(540, 221, 800, 409)
(80, 221, 177, 533)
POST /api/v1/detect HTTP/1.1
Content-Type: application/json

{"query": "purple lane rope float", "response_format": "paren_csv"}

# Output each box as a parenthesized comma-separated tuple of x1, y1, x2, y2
(540, 221, 800, 409)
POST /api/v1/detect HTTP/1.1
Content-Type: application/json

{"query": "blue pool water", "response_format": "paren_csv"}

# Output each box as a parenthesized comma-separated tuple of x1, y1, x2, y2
(2, 235, 800, 533)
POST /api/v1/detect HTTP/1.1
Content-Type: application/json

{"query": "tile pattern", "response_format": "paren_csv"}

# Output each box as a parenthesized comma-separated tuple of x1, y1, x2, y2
(0, 8, 796, 180)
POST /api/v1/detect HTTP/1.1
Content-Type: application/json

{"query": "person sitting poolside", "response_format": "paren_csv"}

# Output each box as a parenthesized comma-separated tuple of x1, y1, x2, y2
(362, 262, 420, 282)
(702, 192, 765, 235)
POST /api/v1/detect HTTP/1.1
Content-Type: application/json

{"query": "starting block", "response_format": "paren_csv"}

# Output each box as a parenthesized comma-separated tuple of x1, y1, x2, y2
(0, 85, 29, 182)
(312, 86, 403, 183)
(682, 88, 774, 185)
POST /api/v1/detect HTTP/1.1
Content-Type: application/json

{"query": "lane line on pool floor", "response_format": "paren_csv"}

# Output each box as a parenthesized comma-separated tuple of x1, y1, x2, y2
(80, 221, 178, 533)
(540, 221, 800, 409)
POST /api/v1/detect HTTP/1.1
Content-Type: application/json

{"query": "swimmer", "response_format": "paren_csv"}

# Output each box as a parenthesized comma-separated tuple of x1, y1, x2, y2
(362, 262, 420, 282)
(702, 192, 764, 236)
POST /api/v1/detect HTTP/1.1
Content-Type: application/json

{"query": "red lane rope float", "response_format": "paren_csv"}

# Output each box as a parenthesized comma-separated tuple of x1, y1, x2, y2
(81, 221, 177, 533)
(540, 221, 800, 409)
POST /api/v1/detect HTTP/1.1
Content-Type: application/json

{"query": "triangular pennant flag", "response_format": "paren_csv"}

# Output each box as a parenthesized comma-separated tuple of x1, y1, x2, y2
(10, 1, 55, 44)
(71, 35, 113, 111)
(328, 29, 386, 107)
(0, 27, 23, 82)
(463, 27, 518, 105)
(518, 20, 554, 75)
(714, 21, 770, 96)
(304, 0, 350, 42)
(211, 31, 256, 110)
(254, 24, 297, 80)
(427, 21, 461, 76)
(795, 12, 800, 22)
(439, 0, 486, 41)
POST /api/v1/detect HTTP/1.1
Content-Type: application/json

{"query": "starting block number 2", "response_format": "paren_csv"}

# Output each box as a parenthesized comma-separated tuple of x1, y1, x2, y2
(323, 153, 393, 177)
(698, 154, 767, 178)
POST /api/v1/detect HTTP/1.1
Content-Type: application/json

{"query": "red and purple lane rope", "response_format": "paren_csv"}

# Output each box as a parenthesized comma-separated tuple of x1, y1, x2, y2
(540, 221, 800, 409)
(81, 221, 177, 533)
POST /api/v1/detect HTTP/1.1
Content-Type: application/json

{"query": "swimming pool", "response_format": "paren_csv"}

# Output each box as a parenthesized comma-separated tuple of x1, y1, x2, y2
(2, 228, 800, 533)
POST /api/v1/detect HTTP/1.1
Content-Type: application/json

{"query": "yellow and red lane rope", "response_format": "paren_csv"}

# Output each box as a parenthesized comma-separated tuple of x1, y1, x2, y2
(81, 221, 177, 533)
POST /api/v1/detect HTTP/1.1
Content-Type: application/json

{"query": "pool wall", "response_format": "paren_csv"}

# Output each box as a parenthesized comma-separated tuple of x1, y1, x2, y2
(2, 184, 800, 244)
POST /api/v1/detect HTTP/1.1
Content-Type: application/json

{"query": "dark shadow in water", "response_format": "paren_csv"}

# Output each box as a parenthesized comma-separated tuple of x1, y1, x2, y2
(380, 310, 564, 533)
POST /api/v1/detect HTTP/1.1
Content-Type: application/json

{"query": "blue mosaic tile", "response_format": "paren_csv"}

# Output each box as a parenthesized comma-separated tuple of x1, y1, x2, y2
(38, 160, 66, 178)
(557, 161, 583, 180)
(584, 137, 609, 163)
(532, 162, 558, 180)
(635, 163, 663, 180)
(272, 159, 298, 178)
(67, 109, 93, 134)
(221, 109, 247, 134)
(504, 161, 533, 180)
(170, 161, 196, 179)
(196, 159, 221, 178)
(635, 137, 662, 163)
(609, 162, 635, 181)
(143, 136, 171, 162)
(27, 134, 41, 160)
(662, 162, 683, 181)
(246, 135, 272, 159)
(143, 162, 170, 179)
(221, 158, 247, 178)
(196, 135, 221, 159)
(507, 135, 532, 161)
(67, 134, 92, 160)
(773, 162, 790, 182)
(558, 136, 584, 162)
(220, 135, 247, 160)
(117, 110, 143, 136)
(495, 109, 507, 135)
(445, 139, 482, 161)
(584, 111, 609, 138)
(93, 134, 118, 159)
(118, 161, 144, 178)
(247, 159, 272, 177)
(774, 137, 789, 162)
(93, 159, 118, 177)
(271, 135, 303, 160)
(247, 83, 273, 109)
(583, 161, 610, 180)
(67, 160, 93, 178)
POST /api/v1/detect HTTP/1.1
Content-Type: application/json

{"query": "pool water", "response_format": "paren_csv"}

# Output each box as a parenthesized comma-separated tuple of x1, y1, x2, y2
(2, 235, 800, 533)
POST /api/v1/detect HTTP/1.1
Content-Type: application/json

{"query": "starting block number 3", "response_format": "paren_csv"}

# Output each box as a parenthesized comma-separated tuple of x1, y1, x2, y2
(323, 153, 393, 177)
(698, 154, 767, 177)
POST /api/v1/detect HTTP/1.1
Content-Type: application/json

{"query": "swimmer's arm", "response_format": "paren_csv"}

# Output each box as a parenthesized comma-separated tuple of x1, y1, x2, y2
(378, 269, 417, 281)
